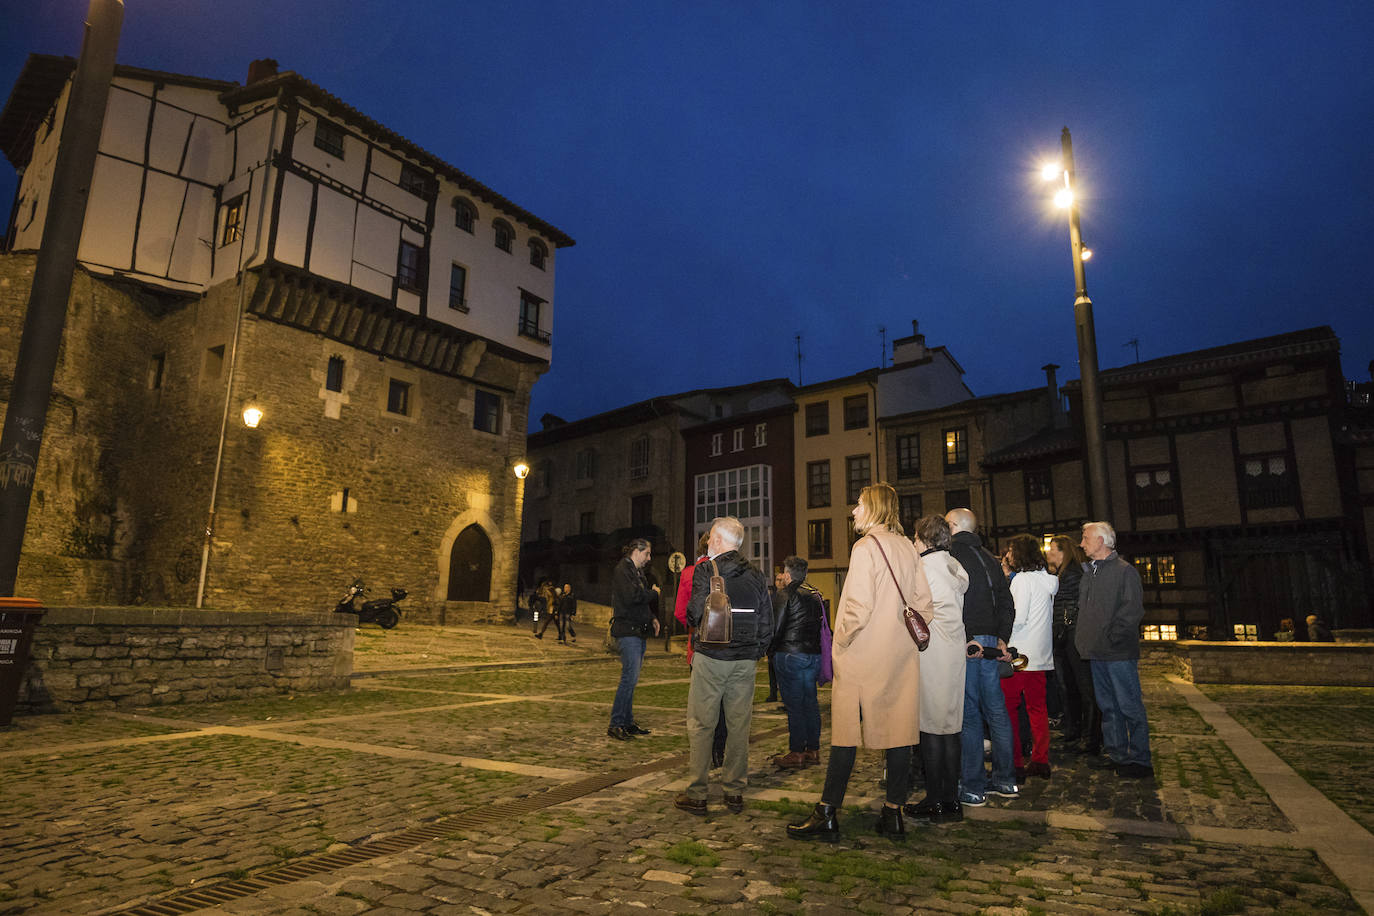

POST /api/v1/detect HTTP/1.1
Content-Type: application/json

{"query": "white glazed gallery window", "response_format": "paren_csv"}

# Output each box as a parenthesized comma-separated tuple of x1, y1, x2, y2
(693, 465, 772, 567)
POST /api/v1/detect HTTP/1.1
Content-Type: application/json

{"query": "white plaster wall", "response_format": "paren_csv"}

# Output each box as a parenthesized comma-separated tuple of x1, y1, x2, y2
(274, 171, 313, 269)
(133, 170, 187, 276)
(293, 106, 366, 190)
(877, 354, 974, 417)
(169, 184, 215, 281)
(147, 104, 194, 174)
(77, 155, 141, 269)
(353, 204, 399, 277)
(426, 179, 556, 361)
(309, 186, 357, 283)
(9, 80, 69, 250)
(97, 85, 149, 163)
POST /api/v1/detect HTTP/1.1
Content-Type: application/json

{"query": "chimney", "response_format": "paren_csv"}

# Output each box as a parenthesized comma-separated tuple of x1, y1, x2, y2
(1042, 363, 1066, 427)
(891, 319, 929, 364)
(247, 58, 279, 85)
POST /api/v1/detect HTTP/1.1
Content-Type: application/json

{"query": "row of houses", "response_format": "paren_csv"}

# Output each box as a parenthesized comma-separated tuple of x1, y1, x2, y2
(521, 325, 1374, 640)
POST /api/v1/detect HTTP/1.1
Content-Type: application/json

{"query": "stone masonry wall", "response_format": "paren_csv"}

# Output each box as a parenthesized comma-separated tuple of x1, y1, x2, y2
(2, 255, 541, 622)
(17, 607, 354, 712)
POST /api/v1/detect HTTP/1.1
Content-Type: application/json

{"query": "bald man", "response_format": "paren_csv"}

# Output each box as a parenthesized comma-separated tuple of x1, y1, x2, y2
(945, 508, 1017, 807)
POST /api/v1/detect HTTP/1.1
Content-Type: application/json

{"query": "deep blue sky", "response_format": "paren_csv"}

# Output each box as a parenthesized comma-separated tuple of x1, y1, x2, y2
(5, 2, 1373, 430)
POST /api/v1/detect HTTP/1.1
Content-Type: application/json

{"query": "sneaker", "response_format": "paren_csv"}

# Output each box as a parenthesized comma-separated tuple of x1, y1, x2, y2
(987, 783, 1020, 799)
(1116, 762, 1155, 779)
(958, 791, 987, 807)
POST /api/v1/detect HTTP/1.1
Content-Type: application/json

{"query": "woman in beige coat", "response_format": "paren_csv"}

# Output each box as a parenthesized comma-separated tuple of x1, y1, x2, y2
(788, 484, 934, 842)
(904, 514, 969, 824)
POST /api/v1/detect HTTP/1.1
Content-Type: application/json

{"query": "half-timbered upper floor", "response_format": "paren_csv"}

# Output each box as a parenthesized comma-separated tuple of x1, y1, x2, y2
(0, 55, 573, 365)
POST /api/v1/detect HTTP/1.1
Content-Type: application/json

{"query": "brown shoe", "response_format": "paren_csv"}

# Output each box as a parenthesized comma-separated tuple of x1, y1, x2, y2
(674, 794, 707, 815)
(773, 751, 809, 770)
(803, 749, 820, 766)
(724, 794, 744, 814)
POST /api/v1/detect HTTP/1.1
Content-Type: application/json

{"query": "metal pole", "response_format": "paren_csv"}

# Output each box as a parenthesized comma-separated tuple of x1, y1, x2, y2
(1061, 127, 1112, 520)
(0, 0, 124, 596)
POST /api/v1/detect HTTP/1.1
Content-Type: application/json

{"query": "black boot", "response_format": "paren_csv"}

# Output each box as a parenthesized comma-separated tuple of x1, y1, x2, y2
(903, 733, 941, 821)
(787, 803, 840, 842)
(876, 805, 906, 841)
(934, 733, 963, 823)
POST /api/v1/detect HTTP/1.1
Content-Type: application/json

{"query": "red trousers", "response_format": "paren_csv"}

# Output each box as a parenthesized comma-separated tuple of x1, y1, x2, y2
(1001, 670, 1050, 766)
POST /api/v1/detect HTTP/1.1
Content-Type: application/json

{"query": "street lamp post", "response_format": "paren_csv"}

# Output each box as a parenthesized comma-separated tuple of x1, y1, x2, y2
(1051, 127, 1111, 520)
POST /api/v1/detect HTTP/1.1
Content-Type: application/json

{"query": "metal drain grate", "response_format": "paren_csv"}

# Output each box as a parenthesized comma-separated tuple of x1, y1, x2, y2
(119, 728, 784, 915)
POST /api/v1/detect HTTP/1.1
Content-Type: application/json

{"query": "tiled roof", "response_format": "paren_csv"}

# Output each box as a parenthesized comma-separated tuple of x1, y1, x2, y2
(981, 425, 1081, 468)
(1065, 327, 1339, 388)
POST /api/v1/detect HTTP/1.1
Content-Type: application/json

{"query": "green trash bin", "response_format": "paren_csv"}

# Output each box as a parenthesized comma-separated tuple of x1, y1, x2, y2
(0, 597, 45, 727)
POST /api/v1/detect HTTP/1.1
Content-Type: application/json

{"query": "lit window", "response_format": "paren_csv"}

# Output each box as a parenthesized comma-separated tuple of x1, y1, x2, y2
(943, 427, 968, 473)
(220, 195, 244, 246)
(1142, 625, 1177, 641)
(1233, 623, 1258, 642)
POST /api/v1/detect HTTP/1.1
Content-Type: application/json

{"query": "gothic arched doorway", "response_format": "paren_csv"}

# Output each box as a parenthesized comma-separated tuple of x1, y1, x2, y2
(448, 524, 492, 601)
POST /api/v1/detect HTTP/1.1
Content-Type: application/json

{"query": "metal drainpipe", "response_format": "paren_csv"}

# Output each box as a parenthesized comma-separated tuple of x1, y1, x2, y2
(195, 89, 283, 609)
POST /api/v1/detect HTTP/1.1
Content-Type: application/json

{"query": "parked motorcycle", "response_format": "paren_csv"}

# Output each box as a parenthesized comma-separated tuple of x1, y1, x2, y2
(334, 579, 406, 629)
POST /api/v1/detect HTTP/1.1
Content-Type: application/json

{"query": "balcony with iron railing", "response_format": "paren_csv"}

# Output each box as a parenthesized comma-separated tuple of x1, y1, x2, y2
(518, 316, 551, 344)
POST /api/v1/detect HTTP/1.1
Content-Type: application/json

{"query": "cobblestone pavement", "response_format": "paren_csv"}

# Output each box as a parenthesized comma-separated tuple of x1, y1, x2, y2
(1, 623, 1369, 915)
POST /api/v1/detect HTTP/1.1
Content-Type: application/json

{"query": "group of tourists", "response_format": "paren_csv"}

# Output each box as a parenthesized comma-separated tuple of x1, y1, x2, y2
(602, 482, 1155, 841)
(530, 580, 578, 644)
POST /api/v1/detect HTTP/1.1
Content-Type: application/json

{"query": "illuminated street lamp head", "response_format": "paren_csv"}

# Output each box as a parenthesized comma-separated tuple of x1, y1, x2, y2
(1040, 161, 1061, 181)
(1054, 187, 1074, 209)
(513, 461, 530, 479)
(1080, 247, 1093, 261)
(242, 405, 263, 429)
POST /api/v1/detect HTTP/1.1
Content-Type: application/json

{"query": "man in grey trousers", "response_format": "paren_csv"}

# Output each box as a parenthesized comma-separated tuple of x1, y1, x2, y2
(675, 516, 774, 815)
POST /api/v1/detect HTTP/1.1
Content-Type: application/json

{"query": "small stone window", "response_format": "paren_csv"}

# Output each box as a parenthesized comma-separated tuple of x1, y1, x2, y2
(528, 238, 548, 269)
(474, 389, 501, 434)
(326, 356, 344, 393)
(493, 218, 514, 253)
(454, 198, 477, 233)
(387, 379, 411, 416)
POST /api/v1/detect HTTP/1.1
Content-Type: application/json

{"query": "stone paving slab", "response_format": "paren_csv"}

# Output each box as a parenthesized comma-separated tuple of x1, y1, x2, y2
(1, 623, 1368, 915)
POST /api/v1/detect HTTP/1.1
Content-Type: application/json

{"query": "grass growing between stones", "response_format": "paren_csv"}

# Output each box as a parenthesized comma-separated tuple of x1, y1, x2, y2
(664, 840, 720, 868)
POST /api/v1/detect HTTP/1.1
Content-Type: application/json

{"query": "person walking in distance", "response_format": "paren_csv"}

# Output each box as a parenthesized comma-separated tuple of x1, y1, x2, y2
(607, 539, 660, 741)
(1076, 521, 1153, 779)
(558, 583, 577, 645)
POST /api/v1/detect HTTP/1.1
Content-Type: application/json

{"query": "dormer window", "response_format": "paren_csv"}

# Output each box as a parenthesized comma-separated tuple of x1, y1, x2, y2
(453, 198, 476, 233)
(528, 238, 548, 270)
(493, 218, 514, 253)
(314, 118, 346, 159)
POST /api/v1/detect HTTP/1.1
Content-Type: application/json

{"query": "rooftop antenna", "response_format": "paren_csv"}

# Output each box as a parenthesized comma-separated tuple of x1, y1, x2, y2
(795, 334, 803, 386)
(1124, 337, 1140, 362)
(879, 326, 887, 368)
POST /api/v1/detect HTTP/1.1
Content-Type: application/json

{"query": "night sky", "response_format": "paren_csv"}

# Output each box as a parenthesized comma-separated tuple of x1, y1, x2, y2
(4, 2, 1372, 431)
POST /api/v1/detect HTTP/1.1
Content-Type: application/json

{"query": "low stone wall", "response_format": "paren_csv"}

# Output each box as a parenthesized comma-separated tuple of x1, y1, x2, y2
(1176, 640, 1374, 687)
(17, 607, 354, 714)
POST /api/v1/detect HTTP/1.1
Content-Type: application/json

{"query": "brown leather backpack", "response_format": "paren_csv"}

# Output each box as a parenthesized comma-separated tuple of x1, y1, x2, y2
(698, 560, 733, 645)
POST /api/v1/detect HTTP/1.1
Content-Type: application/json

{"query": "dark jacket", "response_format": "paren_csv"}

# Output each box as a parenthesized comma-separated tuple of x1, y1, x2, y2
(771, 580, 824, 655)
(949, 530, 1015, 643)
(1053, 562, 1084, 638)
(610, 557, 657, 638)
(687, 550, 774, 662)
(1075, 552, 1144, 660)
(558, 592, 577, 617)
